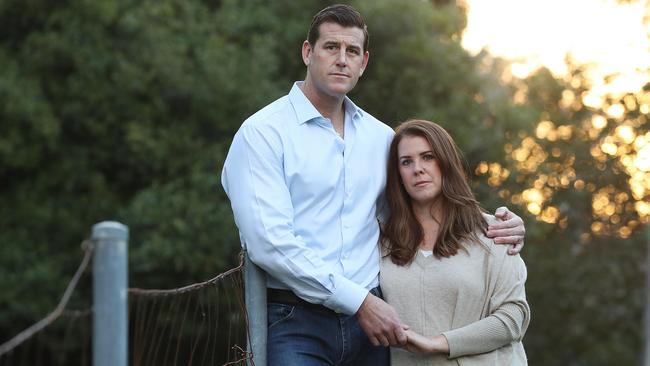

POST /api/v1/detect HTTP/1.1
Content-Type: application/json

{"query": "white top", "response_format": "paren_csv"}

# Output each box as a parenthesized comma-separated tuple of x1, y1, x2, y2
(420, 249, 434, 257)
(221, 82, 394, 314)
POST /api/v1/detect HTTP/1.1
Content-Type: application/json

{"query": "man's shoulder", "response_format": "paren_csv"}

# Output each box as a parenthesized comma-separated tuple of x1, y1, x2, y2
(356, 106, 394, 137)
(242, 94, 293, 129)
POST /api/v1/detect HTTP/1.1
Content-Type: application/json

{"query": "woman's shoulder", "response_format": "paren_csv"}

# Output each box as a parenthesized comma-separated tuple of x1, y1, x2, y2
(467, 226, 521, 264)
(482, 213, 499, 227)
(477, 214, 516, 255)
(479, 234, 527, 282)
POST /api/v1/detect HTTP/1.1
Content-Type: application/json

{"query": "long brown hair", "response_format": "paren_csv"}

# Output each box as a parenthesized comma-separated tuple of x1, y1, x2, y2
(381, 119, 487, 265)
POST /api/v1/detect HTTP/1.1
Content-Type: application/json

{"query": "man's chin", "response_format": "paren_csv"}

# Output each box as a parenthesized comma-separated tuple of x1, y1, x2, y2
(328, 82, 357, 96)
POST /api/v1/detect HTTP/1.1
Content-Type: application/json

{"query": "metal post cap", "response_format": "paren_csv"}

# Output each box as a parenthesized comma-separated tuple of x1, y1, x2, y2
(91, 221, 129, 241)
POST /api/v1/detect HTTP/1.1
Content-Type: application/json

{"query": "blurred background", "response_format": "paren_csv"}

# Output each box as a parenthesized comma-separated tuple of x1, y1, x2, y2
(1, 0, 648, 365)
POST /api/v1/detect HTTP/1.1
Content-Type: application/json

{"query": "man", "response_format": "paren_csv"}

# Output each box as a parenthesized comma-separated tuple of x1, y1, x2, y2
(221, 4, 525, 365)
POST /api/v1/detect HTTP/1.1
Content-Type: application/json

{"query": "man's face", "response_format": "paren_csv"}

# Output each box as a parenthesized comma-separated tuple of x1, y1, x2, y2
(302, 22, 369, 99)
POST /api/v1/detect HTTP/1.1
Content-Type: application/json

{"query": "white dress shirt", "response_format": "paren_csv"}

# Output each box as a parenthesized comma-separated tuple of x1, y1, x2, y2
(221, 82, 394, 314)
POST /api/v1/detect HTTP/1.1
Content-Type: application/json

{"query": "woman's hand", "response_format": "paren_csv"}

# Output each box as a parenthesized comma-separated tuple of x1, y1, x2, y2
(404, 330, 449, 354)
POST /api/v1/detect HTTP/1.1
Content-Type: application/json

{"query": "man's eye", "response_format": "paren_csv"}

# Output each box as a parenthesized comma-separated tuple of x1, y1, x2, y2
(348, 49, 360, 55)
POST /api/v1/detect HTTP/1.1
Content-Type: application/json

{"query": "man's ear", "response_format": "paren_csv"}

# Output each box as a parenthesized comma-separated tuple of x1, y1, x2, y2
(302, 40, 312, 66)
(359, 51, 369, 76)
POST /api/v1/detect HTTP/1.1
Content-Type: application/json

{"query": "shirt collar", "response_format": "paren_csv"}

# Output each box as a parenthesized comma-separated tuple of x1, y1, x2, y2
(289, 81, 364, 125)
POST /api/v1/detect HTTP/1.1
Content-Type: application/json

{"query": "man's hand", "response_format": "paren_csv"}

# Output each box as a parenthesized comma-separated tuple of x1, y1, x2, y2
(487, 206, 525, 255)
(356, 293, 407, 347)
(404, 330, 449, 355)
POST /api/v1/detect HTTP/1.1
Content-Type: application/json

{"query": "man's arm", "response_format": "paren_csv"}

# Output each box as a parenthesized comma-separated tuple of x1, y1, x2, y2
(222, 123, 368, 314)
(486, 207, 525, 255)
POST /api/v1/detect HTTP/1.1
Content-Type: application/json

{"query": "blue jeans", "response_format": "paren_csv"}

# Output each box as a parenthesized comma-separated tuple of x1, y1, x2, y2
(266, 288, 390, 366)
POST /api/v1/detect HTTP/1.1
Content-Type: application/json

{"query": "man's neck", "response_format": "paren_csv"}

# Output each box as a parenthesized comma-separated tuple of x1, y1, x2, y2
(300, 81, 346, 118)
(299, 81, 346, 137)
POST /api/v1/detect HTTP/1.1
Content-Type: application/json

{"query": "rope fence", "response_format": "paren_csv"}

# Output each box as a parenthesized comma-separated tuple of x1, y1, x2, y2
(128, 252, 245, 297)
(0, 239, 94, 357)
(129, 252, 252, 366)
(0, 223, 253, 366)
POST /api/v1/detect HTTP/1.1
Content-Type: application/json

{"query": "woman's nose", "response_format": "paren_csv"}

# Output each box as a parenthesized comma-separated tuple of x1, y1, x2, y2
(413, 161, 424, 174)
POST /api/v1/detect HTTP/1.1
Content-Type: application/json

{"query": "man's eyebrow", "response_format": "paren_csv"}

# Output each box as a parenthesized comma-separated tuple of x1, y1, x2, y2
(322, 40, 361, 49)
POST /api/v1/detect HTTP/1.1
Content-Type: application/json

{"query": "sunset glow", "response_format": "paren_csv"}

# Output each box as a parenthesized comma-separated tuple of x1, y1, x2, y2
(462, 0, 650, 95)
(467, 0, 650, 235)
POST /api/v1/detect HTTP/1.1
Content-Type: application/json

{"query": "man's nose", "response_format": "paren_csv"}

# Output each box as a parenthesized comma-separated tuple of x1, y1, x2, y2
(336, 49, 347, 66)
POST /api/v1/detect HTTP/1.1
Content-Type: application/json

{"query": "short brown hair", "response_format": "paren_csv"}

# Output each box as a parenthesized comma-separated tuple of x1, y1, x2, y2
(308, 4, 369, 52)
(381, 119, 487, 265)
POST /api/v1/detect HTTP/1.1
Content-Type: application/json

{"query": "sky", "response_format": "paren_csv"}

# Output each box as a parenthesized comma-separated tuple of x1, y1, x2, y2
(462, 0, 650, 95)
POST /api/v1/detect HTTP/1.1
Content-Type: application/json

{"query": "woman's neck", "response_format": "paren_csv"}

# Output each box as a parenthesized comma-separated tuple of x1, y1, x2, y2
(412, 202, 442, 251)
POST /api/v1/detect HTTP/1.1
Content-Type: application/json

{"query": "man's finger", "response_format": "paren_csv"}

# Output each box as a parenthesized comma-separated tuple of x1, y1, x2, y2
(369, 335, 380, 347)
(378, 334, 390, 347)
(382, 328, 396, 346)
(488, 216, 524, 229)
(508, 242, 524, 255)
(396, 327, 408, 345)
(492, 235, 524, 245)
(494, 206, 511, 219)
(486, 227, 525, 238)
(488, 221, 522, 231)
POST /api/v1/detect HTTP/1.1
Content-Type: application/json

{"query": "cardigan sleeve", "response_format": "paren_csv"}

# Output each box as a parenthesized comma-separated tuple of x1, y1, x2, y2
(442, 250, 530, 358)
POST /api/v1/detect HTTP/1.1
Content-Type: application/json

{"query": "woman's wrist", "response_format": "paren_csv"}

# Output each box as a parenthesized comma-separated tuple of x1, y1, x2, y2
(404, 330, 451, 355)
(431, 334, 450, 354)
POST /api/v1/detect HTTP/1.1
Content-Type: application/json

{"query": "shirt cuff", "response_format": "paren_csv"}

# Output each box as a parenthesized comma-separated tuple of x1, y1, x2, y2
(322, 276, 370, 315)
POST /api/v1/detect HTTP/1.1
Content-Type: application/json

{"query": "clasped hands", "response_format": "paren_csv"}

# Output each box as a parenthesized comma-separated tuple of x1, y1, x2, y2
(357, 294, 448, 355)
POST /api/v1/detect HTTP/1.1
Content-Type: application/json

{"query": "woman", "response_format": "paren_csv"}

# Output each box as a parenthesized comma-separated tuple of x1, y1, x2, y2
(380, 120, 529, 365)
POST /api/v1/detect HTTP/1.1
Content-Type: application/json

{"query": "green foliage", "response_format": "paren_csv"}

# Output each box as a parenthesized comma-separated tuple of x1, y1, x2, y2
(523, 225, 645, 365)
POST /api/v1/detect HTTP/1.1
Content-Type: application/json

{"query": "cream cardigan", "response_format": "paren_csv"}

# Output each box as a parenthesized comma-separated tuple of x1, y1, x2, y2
(380, 233, 530, 366)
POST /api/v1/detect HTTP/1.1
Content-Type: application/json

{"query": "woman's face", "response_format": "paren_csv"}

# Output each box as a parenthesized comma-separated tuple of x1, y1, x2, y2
(397, 135, 442, 207)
